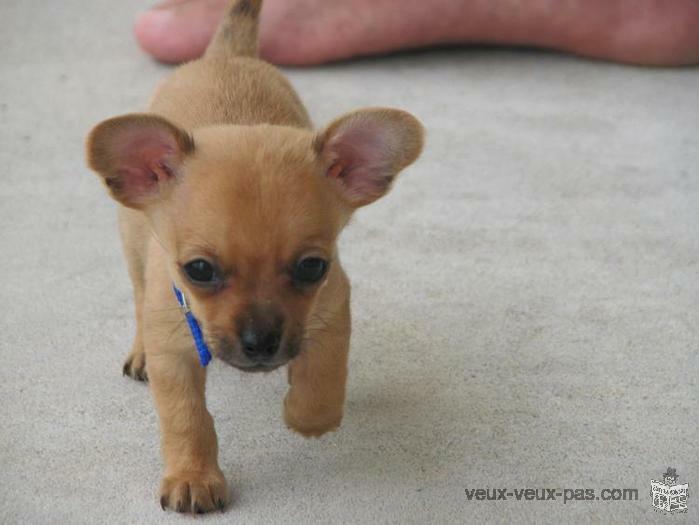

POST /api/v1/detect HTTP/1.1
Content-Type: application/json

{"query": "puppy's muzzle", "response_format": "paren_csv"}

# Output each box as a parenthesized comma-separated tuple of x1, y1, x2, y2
(239, 325, 282, 363)
(217, 306, 300, 372)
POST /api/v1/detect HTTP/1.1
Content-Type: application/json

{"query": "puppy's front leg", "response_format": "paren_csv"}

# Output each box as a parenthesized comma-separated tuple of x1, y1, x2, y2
(138, 243, 228, 514)
(148, 350, 228, 513)
(284, 274, 351, 437)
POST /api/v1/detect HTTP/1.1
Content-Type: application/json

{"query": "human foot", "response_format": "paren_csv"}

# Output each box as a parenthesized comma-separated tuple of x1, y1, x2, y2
(134, 0, 699, 66)
(134, 0, 225, 64)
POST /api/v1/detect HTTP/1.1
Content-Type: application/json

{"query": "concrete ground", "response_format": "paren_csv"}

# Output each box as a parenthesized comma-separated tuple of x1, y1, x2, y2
(1, 1, 697, 523)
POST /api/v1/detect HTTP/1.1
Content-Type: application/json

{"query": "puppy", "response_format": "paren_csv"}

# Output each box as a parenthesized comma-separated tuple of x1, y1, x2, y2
(86, 0, 423, 514)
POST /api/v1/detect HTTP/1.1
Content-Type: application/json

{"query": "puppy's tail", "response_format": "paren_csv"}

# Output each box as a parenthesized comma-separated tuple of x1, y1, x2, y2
(205, 0, 263, 60)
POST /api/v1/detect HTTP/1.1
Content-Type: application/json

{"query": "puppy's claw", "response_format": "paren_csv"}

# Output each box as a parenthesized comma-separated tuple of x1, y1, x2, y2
(122, 351, 148, 382)
(160, 470, 228, 514)
(160, 496, 167, 511)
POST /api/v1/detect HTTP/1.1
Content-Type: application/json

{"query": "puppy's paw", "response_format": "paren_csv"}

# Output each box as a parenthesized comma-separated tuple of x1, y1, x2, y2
(283, 395, 343, 438)
(160, 469, 229, 514)
(122, 350, 148, 382)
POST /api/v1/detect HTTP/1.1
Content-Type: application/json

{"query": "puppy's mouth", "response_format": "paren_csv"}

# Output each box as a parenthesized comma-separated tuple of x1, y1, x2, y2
(207, 333, 302, 373)
(230, 362, 284, 373)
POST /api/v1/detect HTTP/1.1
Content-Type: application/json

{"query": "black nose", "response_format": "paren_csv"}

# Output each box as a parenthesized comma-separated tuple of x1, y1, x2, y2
(240, 327, 281, 362)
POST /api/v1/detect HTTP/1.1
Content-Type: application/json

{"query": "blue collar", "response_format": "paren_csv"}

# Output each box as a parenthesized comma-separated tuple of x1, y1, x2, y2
(173, 285, 212, 367)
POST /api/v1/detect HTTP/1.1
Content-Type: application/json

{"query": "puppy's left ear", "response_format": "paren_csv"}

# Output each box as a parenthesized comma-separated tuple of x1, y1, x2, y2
(86, 113, 194, 209)
(315, 108, 424, 207)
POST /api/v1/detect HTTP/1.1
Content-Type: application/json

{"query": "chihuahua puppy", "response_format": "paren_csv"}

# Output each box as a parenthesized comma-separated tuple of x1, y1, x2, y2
(86, 0, 423, 514)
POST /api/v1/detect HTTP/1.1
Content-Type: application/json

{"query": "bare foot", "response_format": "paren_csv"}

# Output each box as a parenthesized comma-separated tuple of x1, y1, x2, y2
(134, 0, 699, 66)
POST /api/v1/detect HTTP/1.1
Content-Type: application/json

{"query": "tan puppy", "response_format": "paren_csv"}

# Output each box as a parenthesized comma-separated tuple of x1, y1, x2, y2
(86, 0, 423, 514)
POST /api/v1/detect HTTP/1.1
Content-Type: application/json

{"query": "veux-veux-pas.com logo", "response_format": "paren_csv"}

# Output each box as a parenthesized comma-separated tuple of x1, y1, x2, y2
(650, 468, 688, 514)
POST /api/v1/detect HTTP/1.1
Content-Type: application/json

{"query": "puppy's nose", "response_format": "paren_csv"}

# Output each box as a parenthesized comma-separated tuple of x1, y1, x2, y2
(240, 327, 281, 361)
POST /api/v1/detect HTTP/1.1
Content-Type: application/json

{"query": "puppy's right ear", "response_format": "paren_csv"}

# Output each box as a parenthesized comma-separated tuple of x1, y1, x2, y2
(314, 108, 424, 208)
(86, 114, 194, 209)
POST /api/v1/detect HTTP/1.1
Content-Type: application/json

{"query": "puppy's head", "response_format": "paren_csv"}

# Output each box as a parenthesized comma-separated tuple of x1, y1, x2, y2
(86, 108, 423, 371)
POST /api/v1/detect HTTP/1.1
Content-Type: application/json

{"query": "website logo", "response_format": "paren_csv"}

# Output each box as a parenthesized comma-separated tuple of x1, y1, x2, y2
(650, 468, 688, 514)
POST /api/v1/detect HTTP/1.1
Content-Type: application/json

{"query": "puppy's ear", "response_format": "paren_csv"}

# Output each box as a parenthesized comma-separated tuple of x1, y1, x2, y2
(86, 113, 194, 209)
(315, 108, 424, 207)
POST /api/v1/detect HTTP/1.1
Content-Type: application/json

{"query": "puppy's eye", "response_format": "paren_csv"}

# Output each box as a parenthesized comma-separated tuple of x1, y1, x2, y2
(184, 259, 216, 284)
(293, 257, 328, 285)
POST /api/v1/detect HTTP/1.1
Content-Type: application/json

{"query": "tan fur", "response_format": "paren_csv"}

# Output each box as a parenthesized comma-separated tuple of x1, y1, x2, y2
(85, 0, 423, 514)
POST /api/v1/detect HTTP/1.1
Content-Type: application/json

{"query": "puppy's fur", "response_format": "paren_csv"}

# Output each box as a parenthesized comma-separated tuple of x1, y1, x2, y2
(86, 0, 423, 514)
